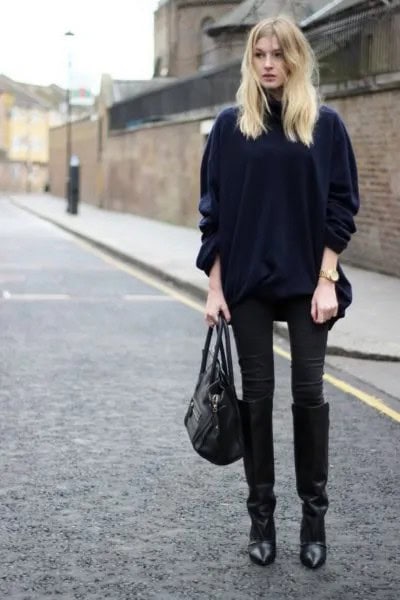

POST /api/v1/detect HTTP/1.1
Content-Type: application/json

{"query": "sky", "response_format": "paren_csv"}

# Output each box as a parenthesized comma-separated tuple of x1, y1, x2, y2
(1, 0, 160, 92)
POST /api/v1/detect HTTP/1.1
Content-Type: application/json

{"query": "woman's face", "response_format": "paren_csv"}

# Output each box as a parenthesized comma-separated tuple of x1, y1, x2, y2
(252, 35, 288, 96)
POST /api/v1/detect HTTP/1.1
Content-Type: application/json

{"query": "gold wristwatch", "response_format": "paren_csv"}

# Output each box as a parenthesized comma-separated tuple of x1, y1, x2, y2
(319, 269, 339, 283)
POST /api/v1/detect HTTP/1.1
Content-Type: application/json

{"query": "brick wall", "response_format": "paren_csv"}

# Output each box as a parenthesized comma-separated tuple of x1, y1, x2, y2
(49, 118, 99, 204)
(326, 88, 400, 276)
(102, 118, 203, 226)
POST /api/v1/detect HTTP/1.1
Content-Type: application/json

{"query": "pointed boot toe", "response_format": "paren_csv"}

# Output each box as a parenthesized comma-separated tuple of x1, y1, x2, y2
(300, 543, 326, 569)
(248, 540, 276, 566)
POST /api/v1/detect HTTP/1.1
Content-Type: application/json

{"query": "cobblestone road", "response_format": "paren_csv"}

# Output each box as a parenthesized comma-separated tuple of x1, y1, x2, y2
(0, 201, 399, 599)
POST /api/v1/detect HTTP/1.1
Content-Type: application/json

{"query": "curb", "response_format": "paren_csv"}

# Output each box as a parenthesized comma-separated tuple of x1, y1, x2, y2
(11, 198, 400, 363)
(271, 323, 399, 362)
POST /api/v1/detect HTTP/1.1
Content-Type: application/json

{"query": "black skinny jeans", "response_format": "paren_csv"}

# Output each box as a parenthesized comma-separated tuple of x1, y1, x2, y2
(230, 295, 329, 408)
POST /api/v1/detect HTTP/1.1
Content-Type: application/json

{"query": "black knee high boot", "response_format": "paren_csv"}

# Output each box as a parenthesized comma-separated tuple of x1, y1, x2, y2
(292, 402, 329, 569)
(238, 399, 276, 566)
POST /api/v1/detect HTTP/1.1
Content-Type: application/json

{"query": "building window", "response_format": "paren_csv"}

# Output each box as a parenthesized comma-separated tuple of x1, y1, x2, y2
(199, 17, 215, 70)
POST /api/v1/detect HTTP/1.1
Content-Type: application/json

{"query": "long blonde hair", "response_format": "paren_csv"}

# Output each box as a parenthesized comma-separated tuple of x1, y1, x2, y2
(236, 15, 320, 147)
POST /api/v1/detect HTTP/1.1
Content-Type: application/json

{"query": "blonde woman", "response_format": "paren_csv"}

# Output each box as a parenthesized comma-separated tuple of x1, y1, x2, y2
(196, 15, 359, 569)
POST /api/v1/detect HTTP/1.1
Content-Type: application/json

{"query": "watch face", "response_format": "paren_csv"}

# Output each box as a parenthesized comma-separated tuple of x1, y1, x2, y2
(331, 270, 339, 282)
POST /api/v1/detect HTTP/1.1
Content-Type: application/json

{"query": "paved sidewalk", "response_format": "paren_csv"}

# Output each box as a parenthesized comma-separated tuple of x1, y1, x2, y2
(8, 193, 400, 361)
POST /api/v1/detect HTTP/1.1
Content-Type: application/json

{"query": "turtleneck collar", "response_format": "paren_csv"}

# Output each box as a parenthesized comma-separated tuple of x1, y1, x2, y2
(262, 90, 283, 120)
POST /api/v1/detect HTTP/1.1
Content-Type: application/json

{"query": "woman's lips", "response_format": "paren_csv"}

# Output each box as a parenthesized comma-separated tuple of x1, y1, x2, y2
(263, 74, 276, 80)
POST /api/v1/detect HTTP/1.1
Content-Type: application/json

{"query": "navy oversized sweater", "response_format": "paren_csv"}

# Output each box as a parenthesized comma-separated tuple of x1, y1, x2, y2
(195, 98, 360, 327)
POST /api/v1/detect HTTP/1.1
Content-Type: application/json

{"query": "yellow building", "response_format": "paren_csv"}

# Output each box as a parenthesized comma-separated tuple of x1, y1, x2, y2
(7, 104, 49, 164)
(0, 92, 13, 158)
(0, 75, 67, 191)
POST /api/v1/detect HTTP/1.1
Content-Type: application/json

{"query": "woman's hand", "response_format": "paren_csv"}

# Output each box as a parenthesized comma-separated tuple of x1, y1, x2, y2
(205, 254, 230, 326)
(311, 279, 338, 324)
(205, 288, 231, 327)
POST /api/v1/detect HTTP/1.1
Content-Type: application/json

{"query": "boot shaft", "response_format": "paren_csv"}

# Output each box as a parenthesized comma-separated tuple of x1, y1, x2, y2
(292, 402, 329, 499)
(292, 402, 330, 544)
(239, 400, 276, 540)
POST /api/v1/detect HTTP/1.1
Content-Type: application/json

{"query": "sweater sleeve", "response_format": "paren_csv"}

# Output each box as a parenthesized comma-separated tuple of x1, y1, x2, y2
(324, 113, 360, 254)
(195, 118, 221, 275)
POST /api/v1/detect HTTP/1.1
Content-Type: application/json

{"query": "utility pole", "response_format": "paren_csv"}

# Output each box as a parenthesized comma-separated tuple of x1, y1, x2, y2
(65, 30, 74, 211)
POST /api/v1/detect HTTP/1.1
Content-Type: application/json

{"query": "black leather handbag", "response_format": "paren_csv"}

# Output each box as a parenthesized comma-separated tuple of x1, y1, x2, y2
(184, 316, 243, 466)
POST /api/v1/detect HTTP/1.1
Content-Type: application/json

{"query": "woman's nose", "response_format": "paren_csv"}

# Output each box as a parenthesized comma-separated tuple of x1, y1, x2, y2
(264, 54, 272, 68)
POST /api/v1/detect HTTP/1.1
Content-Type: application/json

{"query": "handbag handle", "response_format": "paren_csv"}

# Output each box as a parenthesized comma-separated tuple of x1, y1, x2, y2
(219, 318, 234, 386)
(199, 315, 235, 386)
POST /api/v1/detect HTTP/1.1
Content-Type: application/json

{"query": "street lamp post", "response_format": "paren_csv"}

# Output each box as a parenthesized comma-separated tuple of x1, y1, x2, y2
(65, 30, 74, 212)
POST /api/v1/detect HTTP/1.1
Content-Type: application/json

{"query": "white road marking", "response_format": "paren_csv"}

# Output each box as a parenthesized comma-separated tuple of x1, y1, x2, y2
(0, 274, 26, 282)
(0, 292, 178, 302)
(123, 294, 177, 301)
(0, 264, 113, 271)
(2, 293, 71, 301)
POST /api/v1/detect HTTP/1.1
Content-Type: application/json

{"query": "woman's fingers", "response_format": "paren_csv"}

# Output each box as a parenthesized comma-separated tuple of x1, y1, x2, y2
(316, 303, 338, 323)
(311, 297, 318, 322)
(311, 294, 338, 324)
(205, 312, 218, 327)
(206, 315, 218, 327)
(312, 283, 339, 324)
(206, 306, 229, 326)
(220, 303, 231, 323)
(205, 302, 222, 326)
(205, 304, 231, 327)
(205, 295, 231, 327)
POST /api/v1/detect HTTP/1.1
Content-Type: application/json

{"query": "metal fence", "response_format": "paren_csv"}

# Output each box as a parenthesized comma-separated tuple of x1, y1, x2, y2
(308, 1, 400, 83)
(109, 61, 241, 131)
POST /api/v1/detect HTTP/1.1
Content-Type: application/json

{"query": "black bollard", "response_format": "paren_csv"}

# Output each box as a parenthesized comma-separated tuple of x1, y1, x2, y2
(69, 155, 80, 215)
